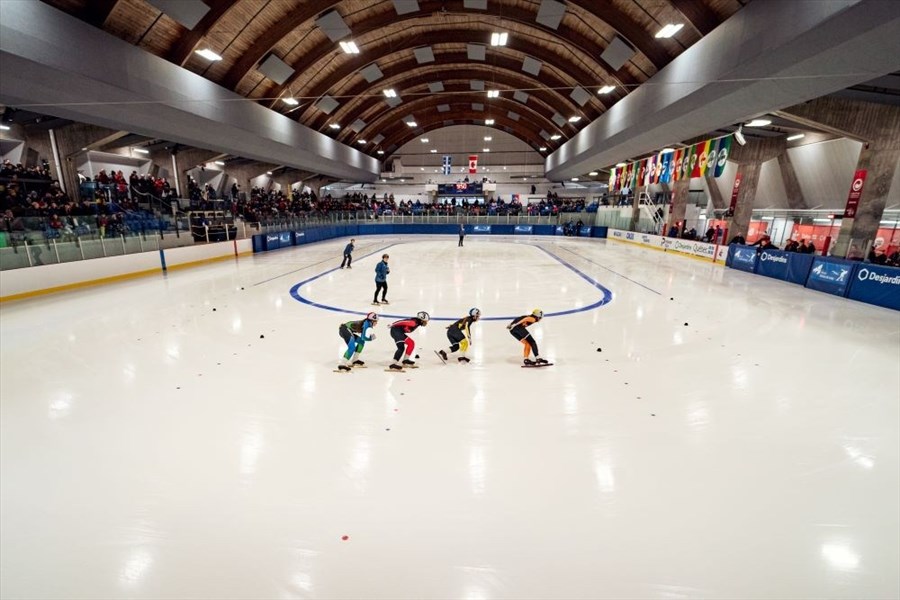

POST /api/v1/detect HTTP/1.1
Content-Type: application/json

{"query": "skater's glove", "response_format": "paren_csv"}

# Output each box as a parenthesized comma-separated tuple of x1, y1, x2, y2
(367, 333, 376, 341)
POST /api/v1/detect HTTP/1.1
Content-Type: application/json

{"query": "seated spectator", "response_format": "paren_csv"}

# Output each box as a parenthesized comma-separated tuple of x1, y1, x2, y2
(729, 234, 746, 245)
(868, 246, 888, 265)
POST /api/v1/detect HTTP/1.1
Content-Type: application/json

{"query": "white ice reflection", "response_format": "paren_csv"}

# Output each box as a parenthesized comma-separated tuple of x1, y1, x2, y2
(48, 392, 73, 419)
(232, 317, 242, 332)
(843, 446, 875, 470)
(470, 445, 486, 495)
(821, 543, 860, 572)
(240, 422, 264, 476)
(119, 548, 153, 586)
(347, 436, 371, 491)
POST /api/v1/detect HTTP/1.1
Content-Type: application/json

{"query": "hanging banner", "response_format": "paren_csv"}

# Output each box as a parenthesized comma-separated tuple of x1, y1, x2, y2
(703, 140, 717, 177)
(468, 155, 478, 174)
(690, 144, 702, 178)
(843, 169, 867, 218)
(629, 162, 638, 190)
(659, 152, 673, 184)
(442, 155, 452, 175)
(729, 172, 743, 213)
(696, 139, 711, 176)
(714, 136, 732, 178)
(673, 149, 684, 182)
(668, 151, 677, 181)
(609, 168, 617, 192)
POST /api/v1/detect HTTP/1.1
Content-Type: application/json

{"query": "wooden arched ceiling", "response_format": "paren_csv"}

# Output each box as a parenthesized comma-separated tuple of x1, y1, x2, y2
(41, 0, 746, 162)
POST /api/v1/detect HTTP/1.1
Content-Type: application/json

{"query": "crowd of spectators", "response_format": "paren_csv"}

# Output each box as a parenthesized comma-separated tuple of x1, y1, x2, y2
(82, 169, 173, 208)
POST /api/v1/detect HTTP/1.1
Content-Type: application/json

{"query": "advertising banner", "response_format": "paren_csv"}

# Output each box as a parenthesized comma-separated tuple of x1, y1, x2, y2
(806, 257, 854, 296)
(847, 264, 900, 310)
(756, 249, 791, 280)
(728, 245, 758, 273)
(514, 225, 533, 234)
(842, 169, 867, 218)
(472, 224, 491, 233)
(729, 172, 743, 213)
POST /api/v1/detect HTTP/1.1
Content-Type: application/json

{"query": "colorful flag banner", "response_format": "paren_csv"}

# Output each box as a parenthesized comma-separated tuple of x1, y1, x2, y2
(659, 151, 672, 184)
(714, 137, 732, 178)
(468, 155, 478, 174)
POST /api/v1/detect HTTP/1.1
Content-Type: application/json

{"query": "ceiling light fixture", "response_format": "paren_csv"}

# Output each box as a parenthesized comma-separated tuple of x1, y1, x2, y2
(430, 149, 437, 153)
(615, 162, 627, 167)
(539, 146, 547, 151)
(383, 89, 397, 98)
(569, 116, 581, 123)
(133, 148, 149, 154)
(266, 171, 273, 175)
(487, 90, 499, 98)
(421, 138, 429, 142)
(550, 134, 561, 140)
(282, 97, 299, 106)
(483, 148, 490, 152)
(597, 85, 615, 94)
(358, 139, 367, 144)
(377, 150, 385, 154)
(571, 177, 579, 181)
(589, 171, 598, 176)
(655, 23, 684, 38)
(484, 136, 493, 142)
(195, 48, 223, 61)
(339, 41, 360, 54)
(0, 124, 10, 131)
(406, 121, 417, 127)
(787, 133, 806, 141)
(490, 32, 508, 46)
(485, 119, 495, 125)
(215, 161, 226, 166)
(745, 118, 772, 127)
(329, 123, 340, 129)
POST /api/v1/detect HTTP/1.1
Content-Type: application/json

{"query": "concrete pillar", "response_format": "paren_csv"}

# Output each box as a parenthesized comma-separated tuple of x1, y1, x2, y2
(778, 96, 900, 257)
(33, 122, 120, 201)
(174, 148, 220, 196)
(725, 137, 784, 240)
(704, 174, 726, 210)
(776, 152, 807, 209)
(628, 185, 643, 231)
(668, 179, 690, 234)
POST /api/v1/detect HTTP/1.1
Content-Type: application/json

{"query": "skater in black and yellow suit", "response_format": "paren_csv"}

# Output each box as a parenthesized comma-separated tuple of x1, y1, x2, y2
(508, 309, 548, 366)
(436, 308, 480, 363)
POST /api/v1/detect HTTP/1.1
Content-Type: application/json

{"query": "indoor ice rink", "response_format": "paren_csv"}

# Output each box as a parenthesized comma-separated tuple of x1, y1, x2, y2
(2, 235, 898, 599)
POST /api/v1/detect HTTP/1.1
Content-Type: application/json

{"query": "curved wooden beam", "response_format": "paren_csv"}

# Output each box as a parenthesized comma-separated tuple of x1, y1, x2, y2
(565, 0, 673, 68)
(316, 64, 592, 139)
(346, 83, 571, 147)
(666, 0, 720, 36)
(376, 112, 548, 157)
(227, 0, 643, 94)
(85, 0, 121, 27)
(352, 96, 561, 150)
(167, 0, 243, 66)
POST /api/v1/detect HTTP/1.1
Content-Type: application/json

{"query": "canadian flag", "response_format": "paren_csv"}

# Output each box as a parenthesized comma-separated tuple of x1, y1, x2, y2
(468, 155, 478, 174)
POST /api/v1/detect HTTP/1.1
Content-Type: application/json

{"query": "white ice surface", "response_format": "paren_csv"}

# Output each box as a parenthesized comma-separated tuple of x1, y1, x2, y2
(1, 236, 898, 599)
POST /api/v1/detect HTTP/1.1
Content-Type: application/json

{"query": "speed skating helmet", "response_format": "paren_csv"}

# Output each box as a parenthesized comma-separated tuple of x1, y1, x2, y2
(416, 311, 430, 323)
(532, 308, 543, 319)
(469, 307, 481, 319)
(366, 312, 378, 323)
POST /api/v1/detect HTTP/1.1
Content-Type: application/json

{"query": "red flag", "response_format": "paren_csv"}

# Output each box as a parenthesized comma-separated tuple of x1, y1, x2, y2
(468, 155, 478, 174)
(843, 169, 867, 218)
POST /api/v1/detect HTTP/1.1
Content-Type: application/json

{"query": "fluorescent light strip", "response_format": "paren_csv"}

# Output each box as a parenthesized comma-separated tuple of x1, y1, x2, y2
(490, 32, 508, 46)
(550, 134, 561, 140)
(787, 133, 805, 141)
(539, 146, 547, 151)
(483, 148, 490, 152)
(406, 121, 417, 127)
(194, 48, 222, 61)
(654, 23, 683, 38)
(0, 125, 10, 131)
(598, 85, 615, 94)
(329, 123, 341, 129)
(282, 97, 299, 106)
(568, 116, 581, 123)
(745, 119, 772, 127)
(420, 138, 429, 142)
(339, 41, 360, 54)
(133, 148, 149, 154)
(484, 136, 492, 141)
(589, 171, 598, 176)
(215, 161, 226, 166)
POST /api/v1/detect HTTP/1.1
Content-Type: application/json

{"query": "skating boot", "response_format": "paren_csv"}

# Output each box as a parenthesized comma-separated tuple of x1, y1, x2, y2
(389, 363, 404, 371)
(458, 356, 471, 363)
(535, 358, 549, 365)
(524, 358, 536, 366)
(437, 350, 448, 361)
(336, 365, 352, 372)
(352, 359, 366, 367)
(402, 359, 416, 367)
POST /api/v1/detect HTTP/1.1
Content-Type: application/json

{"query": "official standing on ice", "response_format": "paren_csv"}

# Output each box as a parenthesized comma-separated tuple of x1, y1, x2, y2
(458, 224, 466, 247)
(373, 254, 390, 305)
(340, 238, 355, 269)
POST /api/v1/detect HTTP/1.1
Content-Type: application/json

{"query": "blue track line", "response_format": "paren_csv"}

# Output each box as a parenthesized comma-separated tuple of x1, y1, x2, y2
(554, 244, 662, 295)
(288, 241, 613, 320)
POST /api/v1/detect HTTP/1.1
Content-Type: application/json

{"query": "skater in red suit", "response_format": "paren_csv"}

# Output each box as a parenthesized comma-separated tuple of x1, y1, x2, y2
(388, 311, 430, 370)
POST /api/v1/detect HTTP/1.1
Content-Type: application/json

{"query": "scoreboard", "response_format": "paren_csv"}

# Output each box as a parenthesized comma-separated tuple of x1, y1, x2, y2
(437, 182, 483, 195)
